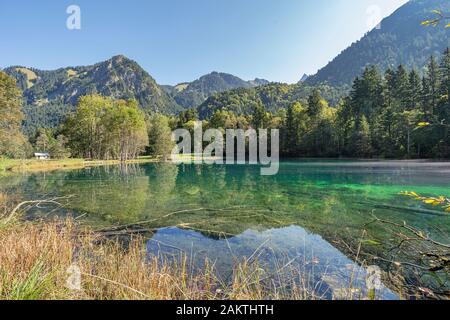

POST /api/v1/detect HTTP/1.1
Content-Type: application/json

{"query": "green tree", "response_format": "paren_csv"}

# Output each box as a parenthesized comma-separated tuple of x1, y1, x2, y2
(352, 115, 372, 158)
(178, 108, 199, 127)
(105, 99, 148, 161)
(438, 48, 450, 121)
(65, 95, 148, 160)
(306, 89, 323, 118)
(423, 56, 440, 118)
(50, 135, 70, 159)
(251, 102, 270, 129)
(408, 69, 422, 111)
(0, 72, 30, 158)
(35, 129, 51, 153)
(283, 102, 307, 155)
(393, 65, 410, 111)
(147, 114, 175, 161)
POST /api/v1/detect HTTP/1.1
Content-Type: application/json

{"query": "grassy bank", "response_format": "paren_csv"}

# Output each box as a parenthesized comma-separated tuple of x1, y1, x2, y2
(0, 156, 157, 174)
(0, 220, 318, 300)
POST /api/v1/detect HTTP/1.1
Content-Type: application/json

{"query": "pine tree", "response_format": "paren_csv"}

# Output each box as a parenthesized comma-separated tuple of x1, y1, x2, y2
(421, 76, 431, 117)
(424, 56, 440, 118)
(307, 89, 323, 118)
(284, 102, 306, 154)
(394, 65, 410, 111)
(439, 48, 450, 121)
(384, 68, 396, 111)
(351, 67, 384, 120)
(408, 69, 422, 110)
(352, 115, 372, 158)
(252, 102, 269, 129)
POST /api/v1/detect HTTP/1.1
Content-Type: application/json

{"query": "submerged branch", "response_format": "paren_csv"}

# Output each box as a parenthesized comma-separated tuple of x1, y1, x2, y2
(366, 215, 450, 249)
(5, 195, 75, 223)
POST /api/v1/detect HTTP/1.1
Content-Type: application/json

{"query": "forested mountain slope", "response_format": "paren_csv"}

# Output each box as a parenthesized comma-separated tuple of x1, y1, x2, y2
(4, 55, 181, 115)
(165, 72, 269, 109)
(306, 0, 450, 86)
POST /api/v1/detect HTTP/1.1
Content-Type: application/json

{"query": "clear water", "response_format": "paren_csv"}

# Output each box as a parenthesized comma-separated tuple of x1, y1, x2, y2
(2, 160, 450, 298)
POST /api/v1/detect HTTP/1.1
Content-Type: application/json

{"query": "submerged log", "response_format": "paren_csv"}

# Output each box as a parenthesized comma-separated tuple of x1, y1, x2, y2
(374, 204, 447, 216)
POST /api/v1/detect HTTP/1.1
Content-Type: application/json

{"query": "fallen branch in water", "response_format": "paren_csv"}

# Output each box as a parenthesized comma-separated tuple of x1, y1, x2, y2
(365, 215, 450, 249)
(95, 208, 207, 233)
(373, 204, 447, 216)
(94, 206, 274, 234)
(360, 214, 450, 299)
(5, 195, 75, 224)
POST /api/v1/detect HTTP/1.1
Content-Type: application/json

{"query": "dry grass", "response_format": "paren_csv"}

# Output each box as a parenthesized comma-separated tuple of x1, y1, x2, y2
(0, 192, 19, 223)
(0, 219, 212, 300)
(15, 67, 37, 89)
(0, 215, 320, 300)
(0, 193, 371, 301)
(1, 192, 308, 300)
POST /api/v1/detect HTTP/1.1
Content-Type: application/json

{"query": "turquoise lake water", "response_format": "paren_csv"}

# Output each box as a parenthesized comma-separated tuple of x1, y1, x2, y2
(2, 160, 449, 298)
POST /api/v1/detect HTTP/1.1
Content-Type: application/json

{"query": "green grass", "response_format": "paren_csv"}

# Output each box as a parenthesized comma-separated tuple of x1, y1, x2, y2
(0, 157, 157, 174)
(4, 259, 52, 300)
(0, 159, 15, 172)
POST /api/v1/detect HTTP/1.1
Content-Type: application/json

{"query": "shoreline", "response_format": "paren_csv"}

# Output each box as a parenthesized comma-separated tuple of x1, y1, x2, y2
(0, 157, 159, 174)
(2, 157, 450, 175)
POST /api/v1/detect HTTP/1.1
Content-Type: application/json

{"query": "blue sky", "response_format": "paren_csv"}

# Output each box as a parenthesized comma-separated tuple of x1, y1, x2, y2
(0, 0, 408, 84)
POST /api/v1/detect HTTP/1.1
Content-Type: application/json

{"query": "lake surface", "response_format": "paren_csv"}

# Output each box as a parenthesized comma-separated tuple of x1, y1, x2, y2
(2, 160, 450, 299)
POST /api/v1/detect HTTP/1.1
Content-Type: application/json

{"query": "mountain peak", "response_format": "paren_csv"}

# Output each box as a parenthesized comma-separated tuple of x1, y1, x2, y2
(299, 74, 309, 83)
(110, 54, 130, 63)
(5, 56, 182, 114)
(248, 78, 270, 86)
(306, 0, 450, 86)
(168, 72, 269, 109)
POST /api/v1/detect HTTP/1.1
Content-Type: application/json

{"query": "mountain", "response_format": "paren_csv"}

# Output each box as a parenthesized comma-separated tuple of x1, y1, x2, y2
(4, 55, 182, 114)
(307, 0, 450, 86)
(248, 78, 271, 87)
(299, 74, 309, 82)
(165, 72, 270, 109)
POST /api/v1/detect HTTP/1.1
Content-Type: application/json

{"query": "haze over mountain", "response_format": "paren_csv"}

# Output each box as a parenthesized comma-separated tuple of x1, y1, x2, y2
(163, 72, 269, 109)
(307, 0, 450, 86)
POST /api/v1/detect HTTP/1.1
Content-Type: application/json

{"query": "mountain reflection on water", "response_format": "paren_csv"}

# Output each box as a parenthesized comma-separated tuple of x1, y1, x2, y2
(147, 225, 398, 300)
